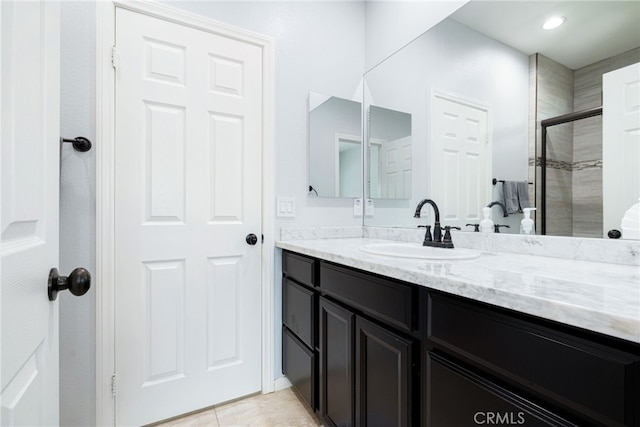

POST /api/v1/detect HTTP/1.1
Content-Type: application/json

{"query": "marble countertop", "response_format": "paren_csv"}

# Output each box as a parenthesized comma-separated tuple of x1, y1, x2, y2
(276, 237, 640, 344)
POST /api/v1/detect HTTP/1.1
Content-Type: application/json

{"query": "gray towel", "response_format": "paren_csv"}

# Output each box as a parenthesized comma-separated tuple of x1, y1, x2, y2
(502, 180, 530, 213)
(516, 181, 531, 211)
(502, 181, 520, 213)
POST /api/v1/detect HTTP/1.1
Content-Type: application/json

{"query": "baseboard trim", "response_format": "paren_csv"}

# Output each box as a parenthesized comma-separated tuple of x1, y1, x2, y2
(273, 377, 292, 392)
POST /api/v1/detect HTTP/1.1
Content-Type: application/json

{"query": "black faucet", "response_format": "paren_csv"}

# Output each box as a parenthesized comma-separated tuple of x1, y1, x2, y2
(414, 199, 454, 248)
(487, 201, 509, 217)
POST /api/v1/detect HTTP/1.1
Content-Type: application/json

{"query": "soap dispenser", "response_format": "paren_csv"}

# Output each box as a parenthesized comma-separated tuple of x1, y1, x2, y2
(479, 207, 494, 253)
(479, 207, 494, 233)
(520, 208, 536, 235)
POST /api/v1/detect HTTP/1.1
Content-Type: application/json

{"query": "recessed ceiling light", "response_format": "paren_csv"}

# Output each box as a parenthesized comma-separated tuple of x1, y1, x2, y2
(543, 16, 566, 30)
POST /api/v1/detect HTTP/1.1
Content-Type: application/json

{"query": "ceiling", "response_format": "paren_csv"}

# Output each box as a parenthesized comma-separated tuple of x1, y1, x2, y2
(450, 0, 640, 70)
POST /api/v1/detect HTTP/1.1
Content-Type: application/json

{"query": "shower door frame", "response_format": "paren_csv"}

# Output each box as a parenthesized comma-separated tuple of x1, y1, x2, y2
(540, 107, 602, 235)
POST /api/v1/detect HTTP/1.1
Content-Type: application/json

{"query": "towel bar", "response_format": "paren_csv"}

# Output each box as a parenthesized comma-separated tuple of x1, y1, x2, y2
(492, 179, 533, 186)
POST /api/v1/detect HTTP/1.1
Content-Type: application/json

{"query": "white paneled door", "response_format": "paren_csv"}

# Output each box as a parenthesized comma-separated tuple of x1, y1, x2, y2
(431, 92, 491, 228)
(378, 136, 412, 199)
(603, 62, 640, 237)
(1, 1, 61, 426)
(114, 8, 263, 426)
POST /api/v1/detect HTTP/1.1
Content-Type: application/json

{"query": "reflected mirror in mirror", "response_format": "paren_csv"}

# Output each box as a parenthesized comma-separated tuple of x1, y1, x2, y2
(308, 91, 362, 198)
(363, 0, 639, 237)
(369, 105, 412, 199)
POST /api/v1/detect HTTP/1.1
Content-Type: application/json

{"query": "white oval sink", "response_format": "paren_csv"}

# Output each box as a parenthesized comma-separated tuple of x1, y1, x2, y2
(359, 243, 481, 260)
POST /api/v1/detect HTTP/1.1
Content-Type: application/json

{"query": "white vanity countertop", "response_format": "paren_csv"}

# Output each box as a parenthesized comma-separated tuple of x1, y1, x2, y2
(276, 237, 640, 344)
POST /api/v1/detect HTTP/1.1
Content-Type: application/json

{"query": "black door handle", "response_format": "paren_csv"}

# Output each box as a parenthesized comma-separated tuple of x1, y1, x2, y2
(246, 233, 258, 245)
(48, 267, 91, 301)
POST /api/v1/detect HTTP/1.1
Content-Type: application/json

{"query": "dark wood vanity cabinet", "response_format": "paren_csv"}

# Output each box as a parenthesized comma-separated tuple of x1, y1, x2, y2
(281, 250, 640, 427)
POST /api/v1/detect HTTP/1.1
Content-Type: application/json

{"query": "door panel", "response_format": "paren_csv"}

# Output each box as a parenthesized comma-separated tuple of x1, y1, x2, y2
(1, 1, 60, 425)
(379, 137, 412, 199)
(603, 62, 640, 236)
(114, 8, 262, 425)
(142, 260, 186, 386)
(206, 255, 242, 368)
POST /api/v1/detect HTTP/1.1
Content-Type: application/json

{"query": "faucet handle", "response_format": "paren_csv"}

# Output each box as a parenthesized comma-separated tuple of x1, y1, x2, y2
(466, 223, 480, 232)
(442, 226, 461, 243)
(420, 225, 433, 245)
(494, 224, 510, 233)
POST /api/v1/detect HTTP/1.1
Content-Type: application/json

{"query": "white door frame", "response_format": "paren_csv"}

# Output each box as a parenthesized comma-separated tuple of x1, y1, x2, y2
(334, 133, 361, 196)
(95, 2, 275, 425)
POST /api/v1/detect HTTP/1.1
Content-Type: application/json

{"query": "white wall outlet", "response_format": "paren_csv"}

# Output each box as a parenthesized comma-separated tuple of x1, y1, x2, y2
(353, 198, 363, 217)
(276, 197, 296, 218)
(365, 199, 374, 216)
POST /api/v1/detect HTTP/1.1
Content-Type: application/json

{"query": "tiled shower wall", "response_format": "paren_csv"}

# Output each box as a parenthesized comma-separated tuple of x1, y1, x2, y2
(531, 48, 640, 237)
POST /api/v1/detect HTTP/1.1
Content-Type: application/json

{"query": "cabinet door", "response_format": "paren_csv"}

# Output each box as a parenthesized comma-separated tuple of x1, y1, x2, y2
(282, 326, 316, 409)
(320, 297, 355, 427)
(426, 352, 578, 427)
(355, 317, 414, 427)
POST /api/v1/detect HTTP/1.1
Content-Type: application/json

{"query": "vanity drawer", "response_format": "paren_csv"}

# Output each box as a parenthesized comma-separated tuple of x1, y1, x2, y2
(320, 262, 416, 332)
(283, 278, 316, 348)
(283, 251, 317, 288)
(283, 326, 316, 409)
(427, 292, 640, 426)
(426, 351, 577, 427)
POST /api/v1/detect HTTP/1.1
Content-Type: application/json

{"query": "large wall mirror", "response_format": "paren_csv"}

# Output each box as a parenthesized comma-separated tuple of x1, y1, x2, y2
(363, 0, 640, 238)
(308, 91, 362, 198)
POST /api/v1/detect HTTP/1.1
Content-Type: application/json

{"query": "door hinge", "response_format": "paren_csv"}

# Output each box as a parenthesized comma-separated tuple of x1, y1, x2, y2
(111, 374, 117, 397)
(111, 46, 120, 69)
(261, 234, 264, 244)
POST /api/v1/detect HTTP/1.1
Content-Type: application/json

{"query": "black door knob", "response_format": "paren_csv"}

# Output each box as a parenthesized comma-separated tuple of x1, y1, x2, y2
(246, 233, 258, 245)
(48, 267, 91, 301)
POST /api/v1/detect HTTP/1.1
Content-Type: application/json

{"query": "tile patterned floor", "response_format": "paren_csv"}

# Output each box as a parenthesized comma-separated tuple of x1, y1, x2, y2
(154, 387, 323, 427)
